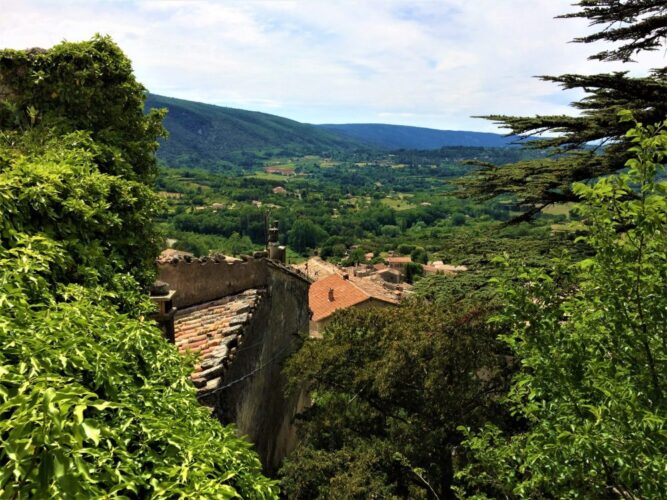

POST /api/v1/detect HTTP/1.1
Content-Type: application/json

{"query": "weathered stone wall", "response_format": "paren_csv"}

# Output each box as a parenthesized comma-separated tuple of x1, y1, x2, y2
(216, 261, 310, 473)
(157, 256, 268, 309)
(156, 255, 311, 473)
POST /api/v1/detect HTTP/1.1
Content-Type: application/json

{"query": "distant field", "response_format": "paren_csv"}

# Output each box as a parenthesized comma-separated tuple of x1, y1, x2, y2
(251, 172, 290, 181)
(318, 159, 339, 168)
(542, 203, 575, 217)
(382, 195, 416, 211)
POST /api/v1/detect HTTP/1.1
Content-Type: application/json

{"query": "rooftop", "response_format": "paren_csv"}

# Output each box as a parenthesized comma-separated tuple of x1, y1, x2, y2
(309, 273, 397, 322)
(386, 256, 412, 264)
(159, 248, 194, 260)
(174, 289, 263, 395)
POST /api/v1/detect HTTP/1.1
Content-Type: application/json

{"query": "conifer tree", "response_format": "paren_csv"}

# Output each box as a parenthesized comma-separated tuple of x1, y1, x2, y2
(458, 1, 667, 220)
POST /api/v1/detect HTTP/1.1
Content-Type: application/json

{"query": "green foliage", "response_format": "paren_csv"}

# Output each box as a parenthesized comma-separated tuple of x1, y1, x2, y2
(340, 247, 366, 267)
(410, 246, 428, 264)
(288, 219, 328, 254)
(458, 2, 667, 220)
(0, 36, 165, 184)
(561, 1, 667, 62)
(404, 261, 424, 284)
(0, 132, 161, 295)
(0, 236, 277, 498)
(0, 38, 276, 498)
(168, 229, 259, 257)
(280, 303, 511, 499)
(456, 118, 667, 498)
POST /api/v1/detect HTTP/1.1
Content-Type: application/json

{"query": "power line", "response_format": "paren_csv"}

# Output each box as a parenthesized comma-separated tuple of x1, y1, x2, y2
(196, 339, 296, 399)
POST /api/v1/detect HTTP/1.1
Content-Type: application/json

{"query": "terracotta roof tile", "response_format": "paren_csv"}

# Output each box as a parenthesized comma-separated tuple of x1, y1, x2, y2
(386, 256, 412, 264)
(349, 275, 400, 305)
(159, 248, 194, 260)
(310, 274, 398, 322)
(174, 289, 263, 394)
(309, 274, 369, 322)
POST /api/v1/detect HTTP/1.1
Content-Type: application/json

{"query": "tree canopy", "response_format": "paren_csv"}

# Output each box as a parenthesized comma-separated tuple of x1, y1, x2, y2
(0, 35, 165, 184)
(0, 37, 277, 498)
(280, 303, 511, 499)
(457, 0, 667, 220)
(456, 116, 667, 498)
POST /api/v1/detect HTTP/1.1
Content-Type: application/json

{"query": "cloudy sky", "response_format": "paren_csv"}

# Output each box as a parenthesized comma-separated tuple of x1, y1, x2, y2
(0, 1, 663, 131)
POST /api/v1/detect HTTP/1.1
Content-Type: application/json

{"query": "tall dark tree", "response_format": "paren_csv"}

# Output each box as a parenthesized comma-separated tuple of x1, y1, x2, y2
(458, 1, 667, 220)
(280, 303, 512, 499)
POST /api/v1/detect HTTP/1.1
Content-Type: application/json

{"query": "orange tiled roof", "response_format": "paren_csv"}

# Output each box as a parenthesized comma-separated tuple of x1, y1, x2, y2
(310, 274, 398, 322)
(309, 274, 370, 322)
(174, 289, 262, 394)
(386, 256, 412, 264)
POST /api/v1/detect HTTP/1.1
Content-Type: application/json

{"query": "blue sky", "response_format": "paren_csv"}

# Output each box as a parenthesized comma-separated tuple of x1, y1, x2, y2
(0, 0, 662, 132)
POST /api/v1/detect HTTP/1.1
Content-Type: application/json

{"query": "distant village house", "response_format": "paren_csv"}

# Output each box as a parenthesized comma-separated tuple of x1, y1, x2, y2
(309, 273, 398, 336)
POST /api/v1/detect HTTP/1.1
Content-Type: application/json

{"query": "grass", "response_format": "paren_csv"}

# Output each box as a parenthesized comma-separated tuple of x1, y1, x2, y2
(381, 194, 416, 211)
(252, 172, 290, 181)
(542, 203, 575, 217)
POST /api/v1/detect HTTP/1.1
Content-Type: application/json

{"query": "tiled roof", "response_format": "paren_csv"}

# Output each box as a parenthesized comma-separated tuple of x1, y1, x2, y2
(293, 257, 340, 280)
(310, 274, 397, 322)
(174, 289, 263, 395)
(386, 256, 412, 264)
(379, 268, 400, 275)
(423, 265, 453, 275)
(309, 274, 369, 322)
(425, 263, 468, 273)
(159, 248, 193, 260)
(349, 275, 400, 305)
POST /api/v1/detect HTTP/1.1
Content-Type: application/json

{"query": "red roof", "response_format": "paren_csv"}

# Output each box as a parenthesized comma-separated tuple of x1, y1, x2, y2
(309, 274, 371, 322)
(386, 256, 412, 264)
(310, 274, 399, 322)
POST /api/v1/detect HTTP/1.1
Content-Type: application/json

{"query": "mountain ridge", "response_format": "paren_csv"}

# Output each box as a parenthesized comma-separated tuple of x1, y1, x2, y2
(146, 93, 520, 168)
(145, 93, 363, 167)
(317, 123, 519, 150)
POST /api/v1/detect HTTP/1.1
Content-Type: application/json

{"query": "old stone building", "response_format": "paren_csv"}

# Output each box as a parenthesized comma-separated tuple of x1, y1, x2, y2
(308, 273, 398, 336)
(153, 253, 311, 473)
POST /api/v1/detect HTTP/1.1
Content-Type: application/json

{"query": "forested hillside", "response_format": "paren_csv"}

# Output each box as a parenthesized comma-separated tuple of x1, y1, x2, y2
(145, 94, 363, 168)
(145, 94, 526, 169)
(318, 123, 520, 149)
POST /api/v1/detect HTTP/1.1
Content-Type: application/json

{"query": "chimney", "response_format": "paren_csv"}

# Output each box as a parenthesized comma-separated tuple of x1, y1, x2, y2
(267, 220, 287, 264)
(328, 288, 335, 301)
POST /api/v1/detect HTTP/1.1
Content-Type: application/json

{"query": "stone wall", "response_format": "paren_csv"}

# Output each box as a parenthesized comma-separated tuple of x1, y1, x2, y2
(217, 261, 311, 473)
(157, 255, 268, 309)
(156, 255, 311, 473)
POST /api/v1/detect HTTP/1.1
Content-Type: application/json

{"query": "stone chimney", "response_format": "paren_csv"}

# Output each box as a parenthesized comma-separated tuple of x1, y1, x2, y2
(267, 220, 287, 264)
(328, 288, 335, 302)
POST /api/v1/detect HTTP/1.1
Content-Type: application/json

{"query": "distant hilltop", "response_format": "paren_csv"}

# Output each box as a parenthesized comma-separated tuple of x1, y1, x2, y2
(145, 93, 520, 168)
(317, 123, 520, 150)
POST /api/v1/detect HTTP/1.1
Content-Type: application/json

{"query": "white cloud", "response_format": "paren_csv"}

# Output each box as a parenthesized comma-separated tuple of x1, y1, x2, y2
(0, 0, 663, 131)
